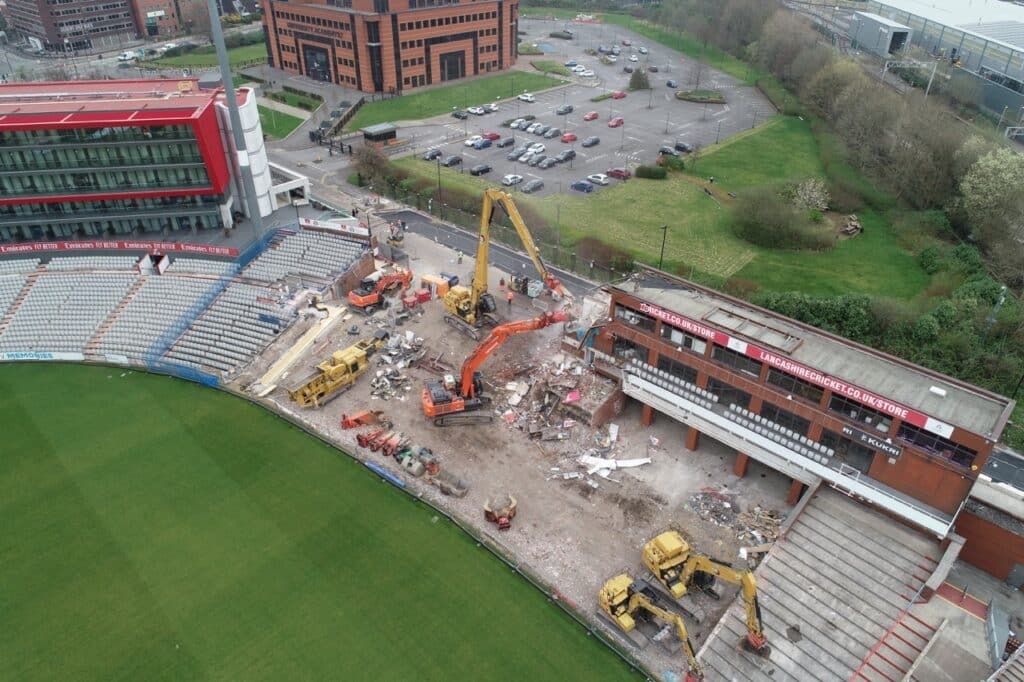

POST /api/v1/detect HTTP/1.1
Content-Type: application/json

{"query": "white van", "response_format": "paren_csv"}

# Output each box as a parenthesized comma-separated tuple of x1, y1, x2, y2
(118, 51, 135, 61)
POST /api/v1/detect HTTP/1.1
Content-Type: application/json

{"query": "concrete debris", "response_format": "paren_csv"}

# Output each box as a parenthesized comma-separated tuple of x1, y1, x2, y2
(688, 490, 783, 546)
(577, 454, 652, 475)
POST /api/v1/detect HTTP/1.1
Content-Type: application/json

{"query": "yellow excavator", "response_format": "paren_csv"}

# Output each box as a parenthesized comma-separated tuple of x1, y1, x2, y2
(598, 573, 704, 681)
(287, 330, 389, 407)
(443, 188, 572, 340)
(642, 530, 771, 657)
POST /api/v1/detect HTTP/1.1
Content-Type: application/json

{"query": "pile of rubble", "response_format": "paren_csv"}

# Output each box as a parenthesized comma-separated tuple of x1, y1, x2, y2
(687, 489, 782, 545)
(841, 214, 863, 236)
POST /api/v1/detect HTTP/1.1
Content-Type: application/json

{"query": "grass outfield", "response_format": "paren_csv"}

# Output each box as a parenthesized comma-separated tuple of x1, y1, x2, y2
(149, 43, 267, 68)
(0, 364, 639, 681)
(345, 72, 564, 131)
(258, 106, 304, 139)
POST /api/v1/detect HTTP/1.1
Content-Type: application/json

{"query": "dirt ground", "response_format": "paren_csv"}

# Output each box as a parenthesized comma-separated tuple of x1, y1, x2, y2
(233, 232, 792, 680)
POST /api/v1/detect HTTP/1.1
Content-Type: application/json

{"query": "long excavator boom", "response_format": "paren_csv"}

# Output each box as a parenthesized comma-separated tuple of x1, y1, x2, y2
(480, 188, 573, 303)
(681, 554, 769, 654)
(631, 595, 704, 681)
(459, 310, 570, 399)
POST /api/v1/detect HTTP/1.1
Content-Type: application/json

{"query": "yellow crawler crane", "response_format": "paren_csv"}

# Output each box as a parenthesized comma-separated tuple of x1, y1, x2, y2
(287, 330, 389, 407)
(642, 530, 771, 657)
(598, 573, 704, 681)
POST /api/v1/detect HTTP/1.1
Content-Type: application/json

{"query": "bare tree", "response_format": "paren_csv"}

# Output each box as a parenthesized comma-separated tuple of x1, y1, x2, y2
(352, 144, 391, 189)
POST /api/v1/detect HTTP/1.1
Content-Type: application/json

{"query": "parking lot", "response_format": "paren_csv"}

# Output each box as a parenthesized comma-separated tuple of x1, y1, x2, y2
(397, 16, 775, 197)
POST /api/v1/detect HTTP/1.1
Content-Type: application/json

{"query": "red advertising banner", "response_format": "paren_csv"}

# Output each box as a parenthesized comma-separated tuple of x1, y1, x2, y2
(0, 240, 238, 257)
(637, 301, 954, 435)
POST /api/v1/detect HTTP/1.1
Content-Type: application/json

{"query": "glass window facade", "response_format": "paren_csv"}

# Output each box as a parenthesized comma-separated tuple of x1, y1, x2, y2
(0, 141, 204, 172)
(767, 368, 824, 406)
(828, 393, 893, 434)
(761, 401, 811, 436)
(707, 377, 751, 410)
(820, 429, 874, 474)
(712, 344, 762, 377)
(657, 354, 698, 384)
(896, 422, 977, 468)
(660, 323, 707, 356)
(615, 304, 656, 332)
(612, 335, 647, 361)
(1, 166, 210, 197)
(0, 124, 195, 147)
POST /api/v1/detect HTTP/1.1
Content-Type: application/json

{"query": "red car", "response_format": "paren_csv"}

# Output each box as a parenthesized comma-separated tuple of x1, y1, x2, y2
(561, 132, 578, 143)
(608, 116, 625, 128)
(622, 39, 631, 46)
(607, 167, 631, 179)
(611, 91, 627, 100)
(481, 131, 501, 140)
(583, 111, 599, 121)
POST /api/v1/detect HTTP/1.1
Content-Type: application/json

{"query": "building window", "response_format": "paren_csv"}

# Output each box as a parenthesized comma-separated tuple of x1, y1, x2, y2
(657, 354, 698, 385)
(707, 377, 750, 410)
(767, 368, 823, 406)
(660, 323, 707, 356)
(612, 335, 647, 362)
(828, 394, 892, 434)
(896, 422, 977, 468)
(614, 304, 656, 332)
(711, 344, 762, 377)
(760, 402, 810, 436)
(820, 429, 874, 473)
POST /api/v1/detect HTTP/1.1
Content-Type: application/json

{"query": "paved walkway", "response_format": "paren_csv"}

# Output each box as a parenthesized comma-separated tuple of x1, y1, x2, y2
(256, 95, 311, 119)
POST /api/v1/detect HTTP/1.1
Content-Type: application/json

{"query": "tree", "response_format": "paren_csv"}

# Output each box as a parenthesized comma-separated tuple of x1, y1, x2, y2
(629, 68, 650, 91)
(960, 148, 1024, 246)
(0, 13, 8, 31)
(802, 61, 864, 121)
(352, 144, 391, 190)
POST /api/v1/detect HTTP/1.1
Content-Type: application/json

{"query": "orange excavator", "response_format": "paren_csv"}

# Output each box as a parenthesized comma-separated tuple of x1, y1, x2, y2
(347, 268, 413, 314)
(422, 310, 571, 426)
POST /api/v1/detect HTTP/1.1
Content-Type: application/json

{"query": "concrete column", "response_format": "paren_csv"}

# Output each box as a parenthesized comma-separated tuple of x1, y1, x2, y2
(786, 479, 805, 506)
(641, 403, 654, 427)
(734, 453, 750, 478)
(685, 426, 700, 451)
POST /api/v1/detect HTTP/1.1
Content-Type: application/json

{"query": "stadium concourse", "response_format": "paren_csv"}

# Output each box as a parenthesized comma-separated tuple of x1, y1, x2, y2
(0, 227, 372, 381)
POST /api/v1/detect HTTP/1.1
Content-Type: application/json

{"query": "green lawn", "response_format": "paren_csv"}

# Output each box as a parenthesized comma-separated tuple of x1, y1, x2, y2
(394, 116, 929, 298)
(0, 363, 640, 681)
(345, 72, 564, 131)
(531, 59, 572, 76)
(150, 43, 267, 68)
(267, 89, 322, 111)
(258, 105, 304, 139)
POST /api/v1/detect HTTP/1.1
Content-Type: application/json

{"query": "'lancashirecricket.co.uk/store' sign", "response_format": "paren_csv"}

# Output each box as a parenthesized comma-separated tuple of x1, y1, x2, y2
(636, 301, 955, 439)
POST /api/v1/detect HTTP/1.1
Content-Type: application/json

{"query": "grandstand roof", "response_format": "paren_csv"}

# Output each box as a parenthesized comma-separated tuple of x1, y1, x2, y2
(0, 79, 219, 128)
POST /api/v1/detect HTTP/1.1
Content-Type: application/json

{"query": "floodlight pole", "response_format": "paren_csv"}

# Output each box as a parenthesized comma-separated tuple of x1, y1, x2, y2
(207, 0, 262, 234)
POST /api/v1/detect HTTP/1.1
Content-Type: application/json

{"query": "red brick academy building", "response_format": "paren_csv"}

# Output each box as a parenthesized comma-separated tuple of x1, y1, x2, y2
(259, 0, 517, 93)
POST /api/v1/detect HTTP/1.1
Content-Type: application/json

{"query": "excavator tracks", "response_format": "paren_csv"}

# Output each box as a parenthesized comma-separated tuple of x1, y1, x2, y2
(433, 413, 495, 427)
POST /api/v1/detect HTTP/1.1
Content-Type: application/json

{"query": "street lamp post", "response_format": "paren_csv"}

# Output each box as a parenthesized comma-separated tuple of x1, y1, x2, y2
(658, 224, 668, 270)
(436, 157, 442, 205)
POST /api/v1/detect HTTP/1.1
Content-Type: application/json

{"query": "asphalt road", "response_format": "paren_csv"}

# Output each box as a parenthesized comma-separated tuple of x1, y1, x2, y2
(378, 208, 598, 299)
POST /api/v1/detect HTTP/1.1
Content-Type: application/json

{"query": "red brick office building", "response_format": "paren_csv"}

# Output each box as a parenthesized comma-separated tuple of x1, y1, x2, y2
(260, 0, 518, 93)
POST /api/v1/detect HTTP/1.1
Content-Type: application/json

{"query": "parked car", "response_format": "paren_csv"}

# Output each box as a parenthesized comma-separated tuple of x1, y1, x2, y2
(497, 137, 515, 148)
(608, 116, 625, 127)
(556, 149, 577, 162)
(442, 155, 462, 167)
(452, 110, 469, 119)
(581, 136, 600, 147)
(611, 90, 627, 99)
(502, 174, 524, 186)
(464, 135, 484, 147)
(572, 64, 587, 73)
(674, 141, 694, 153)
(526, 122, 542, 134)
(468, 106, 486, 115)
(561, 132, 578, 143)
(538, 157, 559, 169)
(507, 149, 524, 161)
(556, 104, 574, 115)
(583, 111, 599, 121)
(611, 46, 621, 55)
(649, 65, 659, 72)
(605, 55, 618, 64)
(528, 154, 546, 167)
(422, 148, 443, 160)
(667, 79, 678, 88)
(587, 173, 610, 186)
(518, 93, 536, 102)
(485, 102, 499, 112)
(522, 179, 544, 193)
(482, 131, 501, 140)
(623, 65, 634, 74)
(622, 38, 632, 46)
(607, 167, 632, 179)
(470, 163, 492, 176)
(571, 180, 595, 193)
(509, 118, 526, 129)
(658, 145, 680, 156)
(534, 125, 550, 136)
(639, 46, 648, 54)
(528, 142, 546, 153)
(629, 54, 638, 62)
(564, 60, 578, 67)
(597, 45, 610, 54)
(543, 127, 562, 139)
(472, 138, 492, 150)
(579, 70, 595, 77)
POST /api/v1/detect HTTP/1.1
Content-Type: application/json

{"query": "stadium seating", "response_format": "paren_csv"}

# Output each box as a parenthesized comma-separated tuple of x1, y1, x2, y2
(165, 258, 239, 277)
(242, 231, 364, 284)
(46, 256, 138, 271)
(0, 258, 40, 275)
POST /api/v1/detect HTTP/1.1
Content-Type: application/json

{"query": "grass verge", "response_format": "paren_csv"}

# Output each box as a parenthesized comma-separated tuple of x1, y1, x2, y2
(531, 59, 572, 76)
(149, 43, 267, 68)
(0, 363, 641, 682)
(346, 72, 564, 131)
(258, 105, 304, 139)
